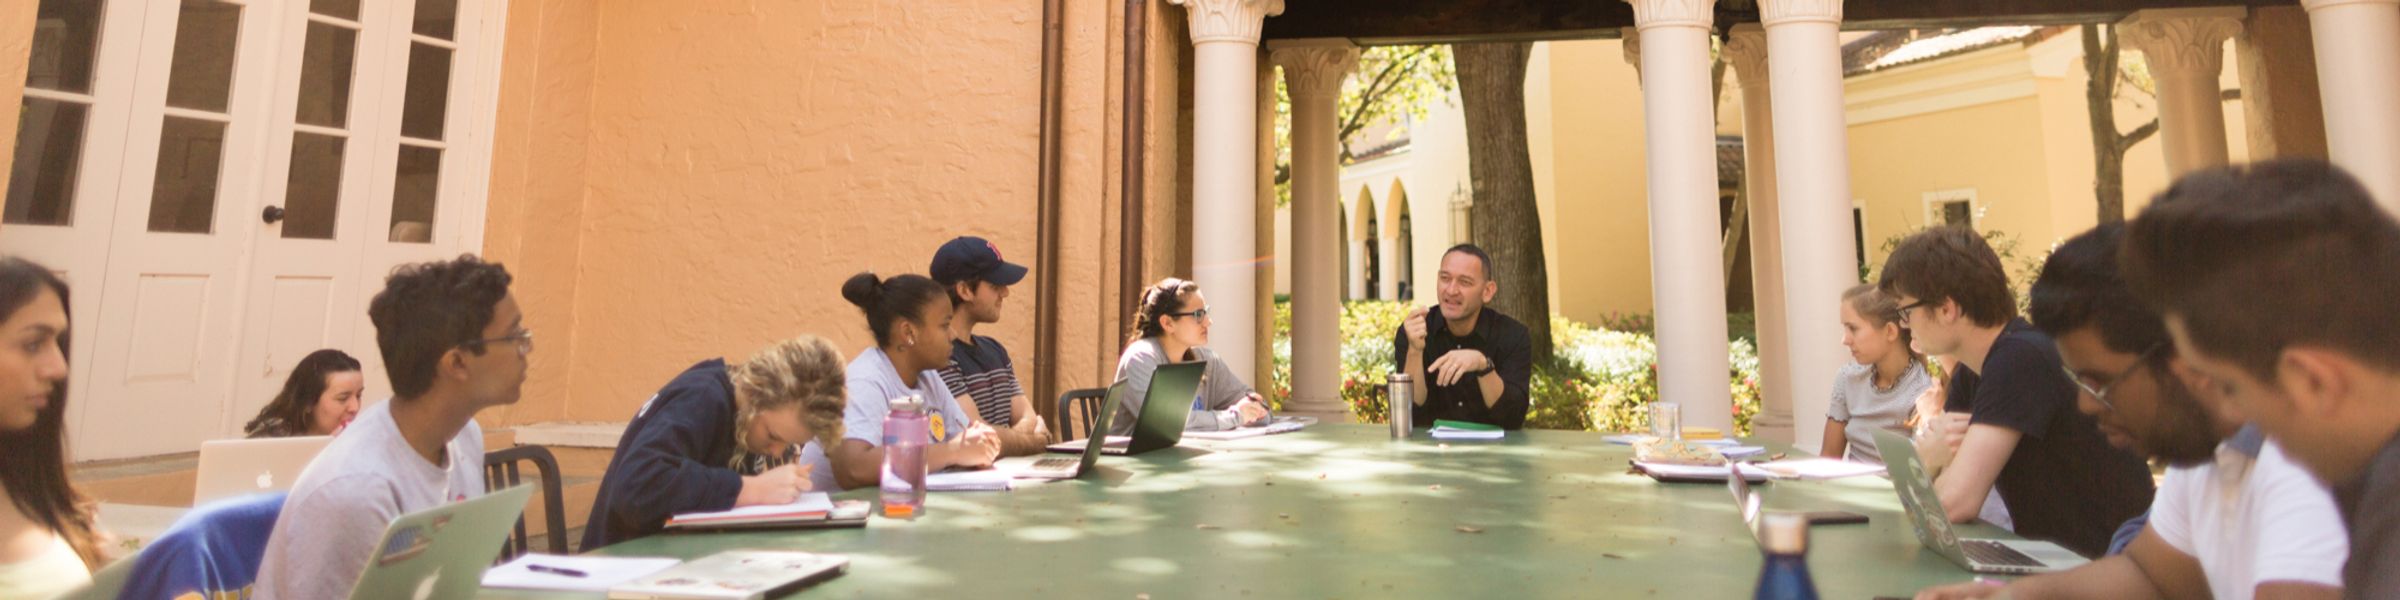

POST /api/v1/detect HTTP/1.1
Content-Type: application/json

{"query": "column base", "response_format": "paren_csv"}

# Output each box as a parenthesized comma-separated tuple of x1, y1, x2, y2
(1748, 410, 1797, 445)
(1280, 395, 1354, 424)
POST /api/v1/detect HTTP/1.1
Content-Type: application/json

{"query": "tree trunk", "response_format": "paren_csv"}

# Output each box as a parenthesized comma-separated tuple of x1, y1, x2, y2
(1454, 41, 1553, 364)
(2084, 25, 2128, 224)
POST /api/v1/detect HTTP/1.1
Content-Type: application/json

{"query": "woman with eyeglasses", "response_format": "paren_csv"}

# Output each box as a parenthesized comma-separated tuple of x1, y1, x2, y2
(0, 257, 104, 598)
(1110, 278, 1270, 436)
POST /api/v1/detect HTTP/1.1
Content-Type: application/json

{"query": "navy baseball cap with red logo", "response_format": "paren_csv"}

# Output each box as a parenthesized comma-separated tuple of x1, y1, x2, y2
(930, 236, 1029, 287)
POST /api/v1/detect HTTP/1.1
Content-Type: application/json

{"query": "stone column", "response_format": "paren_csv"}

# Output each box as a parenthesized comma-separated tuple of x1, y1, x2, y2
(1760, 0, 1856, 455)
(1274, 44, 1359, 420)
(1171, 0, 1282, 385)
(1725, 26, 1795, 444)
(1623, 0, 1735, 433)
(2121, 9, 2243, 176)
(2302, 0, 2400, 211)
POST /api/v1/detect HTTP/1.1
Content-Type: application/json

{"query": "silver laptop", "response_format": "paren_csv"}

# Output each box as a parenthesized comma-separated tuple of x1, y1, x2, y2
(193, 435, 334, 505)
(1871, 429, 2089, 574)
(1000, 382, 1128, 479)
(1727, 464, 1765, 541)
(347, 484, 535, 600)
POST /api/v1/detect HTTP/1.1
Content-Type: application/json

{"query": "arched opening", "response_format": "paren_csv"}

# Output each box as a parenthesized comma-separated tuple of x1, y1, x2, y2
(1387, 181, 1414, 302)
(1351, 186, 1377, 302)
(1363, 197, 1382, 301)
(1337, 200, 1351, 302)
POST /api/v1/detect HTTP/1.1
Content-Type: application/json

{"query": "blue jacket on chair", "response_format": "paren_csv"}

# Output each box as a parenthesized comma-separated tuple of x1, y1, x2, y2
(117, 492, 286, 600)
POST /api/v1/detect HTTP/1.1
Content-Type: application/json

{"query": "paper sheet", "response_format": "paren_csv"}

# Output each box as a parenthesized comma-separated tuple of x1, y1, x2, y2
(669, 492, 833, 523)
(480, 553, 681, 592)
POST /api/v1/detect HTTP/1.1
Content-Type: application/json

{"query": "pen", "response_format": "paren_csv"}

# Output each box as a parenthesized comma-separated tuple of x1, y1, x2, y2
(526, 564, 588, 578)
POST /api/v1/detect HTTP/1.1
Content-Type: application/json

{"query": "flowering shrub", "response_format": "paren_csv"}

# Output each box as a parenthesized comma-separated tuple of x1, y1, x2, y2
(1271, 300, 1762, 435)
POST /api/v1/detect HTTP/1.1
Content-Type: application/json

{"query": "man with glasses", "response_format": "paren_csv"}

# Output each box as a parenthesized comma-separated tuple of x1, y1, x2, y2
(258, 255, 530, 599)
(1879, 226, 2152, 558)
(1916, 224, 2345, 599)
(2122, 159, 2399, 599)
(1392, 244, 1533, 429)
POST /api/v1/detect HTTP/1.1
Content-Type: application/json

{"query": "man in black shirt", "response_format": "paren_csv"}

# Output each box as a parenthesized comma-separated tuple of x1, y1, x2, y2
(1390, 244, 1533, 429)
(1880, 226, 2152, 557)
(931, 236, 1048, 457)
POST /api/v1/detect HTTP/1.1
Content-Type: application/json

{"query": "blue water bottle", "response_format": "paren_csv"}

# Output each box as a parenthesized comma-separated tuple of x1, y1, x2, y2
(1754, 513, 1821, 600)
(879, 395, 929, 518)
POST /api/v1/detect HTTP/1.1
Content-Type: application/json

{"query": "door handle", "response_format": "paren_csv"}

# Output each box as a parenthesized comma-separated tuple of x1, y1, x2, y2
(261, 205, 285, 224)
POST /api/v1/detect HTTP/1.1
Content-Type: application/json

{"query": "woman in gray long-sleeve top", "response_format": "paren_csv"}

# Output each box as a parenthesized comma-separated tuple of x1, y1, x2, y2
(1109, 278, 1271, 436)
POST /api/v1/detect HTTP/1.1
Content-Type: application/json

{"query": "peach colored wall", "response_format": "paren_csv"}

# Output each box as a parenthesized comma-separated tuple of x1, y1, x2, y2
(0, 0, 35, 197)
(1539, 39, 1657, 323)
(483, 0, 1145, 425)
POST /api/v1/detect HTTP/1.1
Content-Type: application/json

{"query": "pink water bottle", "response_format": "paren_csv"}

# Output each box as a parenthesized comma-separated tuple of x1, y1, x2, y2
(879, 395, 929, 518)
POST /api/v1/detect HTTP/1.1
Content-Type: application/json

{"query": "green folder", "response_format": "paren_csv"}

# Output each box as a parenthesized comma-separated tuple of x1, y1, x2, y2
(1430, 419, 1500, 431)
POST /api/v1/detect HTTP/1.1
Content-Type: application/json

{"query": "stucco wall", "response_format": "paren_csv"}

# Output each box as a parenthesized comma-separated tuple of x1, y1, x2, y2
(1539, 39, 1656, 323)
(483, 0, 1136, 425)
(0, 0, 35, 197)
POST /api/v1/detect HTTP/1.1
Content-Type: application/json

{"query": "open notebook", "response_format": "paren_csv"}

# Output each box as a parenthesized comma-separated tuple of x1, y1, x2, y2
(664, 493, 866, 530)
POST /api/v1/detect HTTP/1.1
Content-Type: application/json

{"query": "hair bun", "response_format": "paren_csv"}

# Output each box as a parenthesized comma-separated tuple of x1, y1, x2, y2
(840, 272, 885, 308)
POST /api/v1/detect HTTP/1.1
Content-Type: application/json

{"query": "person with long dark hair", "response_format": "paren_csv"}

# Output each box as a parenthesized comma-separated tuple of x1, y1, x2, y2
(0, 257, 104, 598)
(242, 349, 366, 438)
(1113, 277, 1270, 436)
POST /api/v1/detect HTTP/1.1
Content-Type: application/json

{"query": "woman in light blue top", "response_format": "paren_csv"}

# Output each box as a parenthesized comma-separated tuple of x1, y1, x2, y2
(818, 272, 1000, 490)
(1822, 283, 1932, 462)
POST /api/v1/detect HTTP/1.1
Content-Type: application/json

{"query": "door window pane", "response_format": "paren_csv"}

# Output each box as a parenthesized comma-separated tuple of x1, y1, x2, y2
(164, 0, 242, 113)
(28, 0, 106, 94)
(398, 43, 450, 140)
(147, 117, 228, 233)
(4, 98, 90, 226)
(412, 0, 458, 40)
(280, 133, 345, 239)
(389, 145, 440, 243)
(295, 22, 357, 128)
(310, 0, 361, 21)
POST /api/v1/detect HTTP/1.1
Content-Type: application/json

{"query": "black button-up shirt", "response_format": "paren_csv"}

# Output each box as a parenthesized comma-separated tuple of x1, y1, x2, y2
(1390, 306, 1533, 429)
(2337, 433, 2400, 599)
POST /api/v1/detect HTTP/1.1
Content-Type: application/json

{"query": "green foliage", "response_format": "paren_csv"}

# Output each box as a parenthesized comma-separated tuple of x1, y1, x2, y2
(1271, 300, 1761, 435)
(1273, 45, 1458, 207)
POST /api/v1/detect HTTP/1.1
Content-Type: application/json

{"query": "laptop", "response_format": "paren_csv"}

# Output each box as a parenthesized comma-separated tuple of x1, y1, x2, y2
(1727, 464, 1766, 541)
(1870, 429, 2090, 574)
(999, 382, 1128, 479)
(1044, 361, 1208, 456)
(193, 435, 334, 505)
(346, 484, 536, 600)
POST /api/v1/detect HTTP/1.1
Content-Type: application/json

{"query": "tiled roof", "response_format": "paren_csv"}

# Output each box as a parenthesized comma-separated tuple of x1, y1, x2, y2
(1842, 26, 2047, 76)
(1718, 136, 1742, 188)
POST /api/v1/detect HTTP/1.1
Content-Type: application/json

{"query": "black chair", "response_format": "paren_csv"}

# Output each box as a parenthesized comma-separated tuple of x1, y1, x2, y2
(484, 444, 568, 561)
(1055, 387, 1109, 442)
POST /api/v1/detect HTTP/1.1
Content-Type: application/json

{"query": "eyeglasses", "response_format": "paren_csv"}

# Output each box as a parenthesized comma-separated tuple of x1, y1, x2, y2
(2062, 342, 2166, 412)
(1895, 300, 1933, 327)
(461, 329, 534, 356)
(1166, 307, 1211, 321)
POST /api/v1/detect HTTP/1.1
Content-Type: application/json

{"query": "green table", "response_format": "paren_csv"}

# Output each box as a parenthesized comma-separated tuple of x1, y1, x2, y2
(485, 425, 2011, 598)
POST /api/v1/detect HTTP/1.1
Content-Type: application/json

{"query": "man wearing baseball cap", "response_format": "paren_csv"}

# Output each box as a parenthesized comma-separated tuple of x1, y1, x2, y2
(931, 236, 1050, 457)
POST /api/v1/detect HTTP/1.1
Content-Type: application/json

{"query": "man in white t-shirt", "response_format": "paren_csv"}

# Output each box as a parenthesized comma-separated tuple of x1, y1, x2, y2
(1917, 224, 2344, 600)
(256, 256, 531, 599)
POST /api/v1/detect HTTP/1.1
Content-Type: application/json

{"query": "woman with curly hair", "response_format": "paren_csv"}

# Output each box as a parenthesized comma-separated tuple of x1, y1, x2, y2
(581, 336, 852, 549)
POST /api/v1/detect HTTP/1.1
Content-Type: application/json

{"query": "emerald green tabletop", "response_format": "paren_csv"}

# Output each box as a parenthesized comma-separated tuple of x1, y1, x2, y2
(482, 424, 2011, 598)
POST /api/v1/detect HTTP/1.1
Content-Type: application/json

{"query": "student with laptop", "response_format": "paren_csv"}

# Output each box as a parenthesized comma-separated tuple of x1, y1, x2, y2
(1914, 222, 2346, 599)
(1879, 226, 2152, 557)
(0, 257, 102, 598)
(817, 272, 1001, 491)
(255, 255, 527, 599)
(929, 236, 1050, 457)
(1821, 284, 1932, 462)
(242, 349, 365, 438)
(1391, 244, 1533, 429)
(581, 335, 851, 548)
(1113, 277, 1270, 435)
(2120, 159, 2400, 598)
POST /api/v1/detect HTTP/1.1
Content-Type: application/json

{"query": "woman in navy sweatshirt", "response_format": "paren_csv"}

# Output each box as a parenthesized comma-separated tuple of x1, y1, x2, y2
(579, 335, 848, 549)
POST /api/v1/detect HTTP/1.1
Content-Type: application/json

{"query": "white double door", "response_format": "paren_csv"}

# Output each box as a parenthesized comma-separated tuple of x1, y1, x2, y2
(2, 0, 502, 460)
